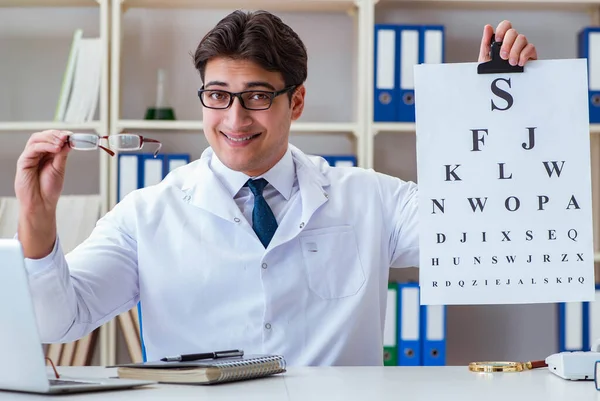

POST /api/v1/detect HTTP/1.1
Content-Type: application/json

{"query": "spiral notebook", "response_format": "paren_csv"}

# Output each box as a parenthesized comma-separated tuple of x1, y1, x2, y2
(115, 355, 286, 385)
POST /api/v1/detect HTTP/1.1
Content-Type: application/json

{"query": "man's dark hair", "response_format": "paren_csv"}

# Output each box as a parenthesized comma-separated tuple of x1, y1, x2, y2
(194, 10, 308, 93)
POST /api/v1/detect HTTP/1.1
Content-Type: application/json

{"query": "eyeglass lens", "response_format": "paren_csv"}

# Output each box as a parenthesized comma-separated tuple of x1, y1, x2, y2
(68, 134, 98, 150)
(108, 135, 141, 149)
(69, 134, 142, 151)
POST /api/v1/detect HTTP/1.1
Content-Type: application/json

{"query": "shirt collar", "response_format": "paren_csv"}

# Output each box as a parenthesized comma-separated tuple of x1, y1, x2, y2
(210, 147, 295, 200)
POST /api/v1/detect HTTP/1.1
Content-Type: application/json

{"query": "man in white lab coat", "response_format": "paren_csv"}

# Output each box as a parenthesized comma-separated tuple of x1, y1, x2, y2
(14, 11, 537, 366)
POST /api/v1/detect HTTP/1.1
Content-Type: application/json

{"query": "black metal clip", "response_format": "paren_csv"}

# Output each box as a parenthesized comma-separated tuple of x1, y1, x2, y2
(477, 33, 524, 74)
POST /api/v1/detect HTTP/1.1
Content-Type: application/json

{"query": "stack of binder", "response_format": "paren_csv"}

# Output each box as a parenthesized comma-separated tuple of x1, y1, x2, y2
(578, 27, 600, 123)
(320, 155, 357, 167)
(374, 24, 445, 123)
(557, 284, 600, 352)
(384, 281, 447, 366)
(118, 153, 190, 202)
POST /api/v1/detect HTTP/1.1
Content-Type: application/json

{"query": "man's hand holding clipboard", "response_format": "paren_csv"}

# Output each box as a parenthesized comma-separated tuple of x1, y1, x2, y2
(478, 20, 538, 66)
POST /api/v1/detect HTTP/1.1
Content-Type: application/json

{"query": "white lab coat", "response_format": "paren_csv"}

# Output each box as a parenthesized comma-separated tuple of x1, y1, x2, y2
(25, 144, 419, 366)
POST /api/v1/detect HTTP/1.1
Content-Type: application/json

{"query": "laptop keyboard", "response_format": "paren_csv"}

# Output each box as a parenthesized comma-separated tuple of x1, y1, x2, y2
(49, 379, 96, 386)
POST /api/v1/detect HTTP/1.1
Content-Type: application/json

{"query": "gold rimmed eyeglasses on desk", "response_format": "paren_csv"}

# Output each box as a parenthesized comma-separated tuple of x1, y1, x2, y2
(468, 360, 548, 373)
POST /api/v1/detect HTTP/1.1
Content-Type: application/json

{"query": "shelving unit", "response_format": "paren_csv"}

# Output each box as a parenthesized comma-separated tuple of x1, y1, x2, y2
(109, 0, 369, 203)
(0, 0, 109, 138)
(372, 122, 415, 135)
(111, 3, 364, 164)
(0, 0, 111, 366)
(116, 119, 358, 135)
(0, 0, 110, 158)
(0, 122, 103, 131)
(120, 0, 357, 11)
(108, 0, 370, 365)
(373, 0, 600, 365)
(0, 0, 99, 6)
(377, 0, 600, 12)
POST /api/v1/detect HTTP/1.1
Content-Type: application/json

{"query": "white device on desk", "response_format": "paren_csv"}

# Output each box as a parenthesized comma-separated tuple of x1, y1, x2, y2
(0, 239, 155, 394)
(545, 351, 600, 380)
(545, 338, 600, 381)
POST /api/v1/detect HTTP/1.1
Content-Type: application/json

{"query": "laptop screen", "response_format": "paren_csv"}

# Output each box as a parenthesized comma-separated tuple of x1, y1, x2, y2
(0, 239, 52, 393)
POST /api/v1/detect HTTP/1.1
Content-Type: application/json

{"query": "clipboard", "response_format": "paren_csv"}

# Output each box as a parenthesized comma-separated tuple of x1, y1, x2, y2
(478, 33, 524, 75)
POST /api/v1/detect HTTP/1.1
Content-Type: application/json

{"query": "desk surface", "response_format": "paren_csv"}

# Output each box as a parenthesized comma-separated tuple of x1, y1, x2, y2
(3, 366, 599, 400)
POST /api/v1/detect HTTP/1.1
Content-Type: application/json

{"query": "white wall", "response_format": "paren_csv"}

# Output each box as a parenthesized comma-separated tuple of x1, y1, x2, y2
(1, 4, 595, 366)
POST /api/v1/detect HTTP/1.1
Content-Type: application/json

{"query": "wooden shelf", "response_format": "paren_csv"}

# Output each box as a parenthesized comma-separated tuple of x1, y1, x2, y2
(120, 0, 357, 12)
(117, 119, 357, 134)
(0, 0, 100, 6)
(376, 0, 600, 11)
(117, 120, 203, 131)
(291, 122, 357, 134)
(372, 122, 415, 135)
(0, 121, 102, 133)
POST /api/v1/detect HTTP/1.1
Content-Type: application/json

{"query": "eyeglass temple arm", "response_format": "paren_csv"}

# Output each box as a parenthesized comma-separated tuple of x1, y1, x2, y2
(140, 137, 162, 157)
(45, 357, 60, 379)
(91, 138, 116, 156)
(99, 145, 115, 157)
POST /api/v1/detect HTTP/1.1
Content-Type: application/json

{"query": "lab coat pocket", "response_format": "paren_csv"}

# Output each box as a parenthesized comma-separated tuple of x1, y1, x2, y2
(299, 226, 365, 299)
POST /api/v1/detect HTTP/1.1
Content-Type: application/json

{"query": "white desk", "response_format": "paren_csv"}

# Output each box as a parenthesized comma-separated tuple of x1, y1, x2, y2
(2, 366, 599, 400)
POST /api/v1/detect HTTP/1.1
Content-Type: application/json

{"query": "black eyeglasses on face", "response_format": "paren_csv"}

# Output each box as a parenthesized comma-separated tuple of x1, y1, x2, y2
(197, 85, 298, 110)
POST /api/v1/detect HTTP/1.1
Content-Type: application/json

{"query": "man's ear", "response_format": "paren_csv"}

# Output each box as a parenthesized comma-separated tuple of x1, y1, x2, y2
(290, 85, 306, 121)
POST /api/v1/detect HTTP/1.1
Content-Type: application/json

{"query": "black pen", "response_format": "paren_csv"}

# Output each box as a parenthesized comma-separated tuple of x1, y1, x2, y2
(160, 349, 244, 362)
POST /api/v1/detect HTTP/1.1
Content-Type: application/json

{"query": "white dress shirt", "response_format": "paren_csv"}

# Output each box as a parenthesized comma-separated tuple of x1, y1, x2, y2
(23, 144, 419, 366)
(211, 147, 299, 227)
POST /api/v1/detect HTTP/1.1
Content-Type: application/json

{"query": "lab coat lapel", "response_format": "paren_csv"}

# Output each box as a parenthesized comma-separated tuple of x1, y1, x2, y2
(180, 154, 243, 224)
(269, 146, 330, 248)
(296, 160, 330, 226)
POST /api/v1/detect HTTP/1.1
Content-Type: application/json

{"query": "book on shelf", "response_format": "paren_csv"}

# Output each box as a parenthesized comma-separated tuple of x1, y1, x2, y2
(114, 355, 286, 385)
(54, 29, 82, 122)
(54, 29, 102, 123)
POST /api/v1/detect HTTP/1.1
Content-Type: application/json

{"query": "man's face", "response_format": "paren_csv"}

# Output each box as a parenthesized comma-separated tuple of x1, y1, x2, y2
(201, 57, 305, 177)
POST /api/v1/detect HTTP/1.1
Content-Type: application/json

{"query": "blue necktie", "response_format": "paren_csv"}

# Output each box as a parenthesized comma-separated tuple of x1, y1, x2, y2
(246, 178, 278, 248)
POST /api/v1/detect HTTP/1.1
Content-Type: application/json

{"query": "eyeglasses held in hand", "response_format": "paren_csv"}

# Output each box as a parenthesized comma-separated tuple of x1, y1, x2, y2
(66, 133, 162, 157)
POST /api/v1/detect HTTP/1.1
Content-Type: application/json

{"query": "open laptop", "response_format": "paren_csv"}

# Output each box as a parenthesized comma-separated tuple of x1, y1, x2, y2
(0, 238, 155, 394)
